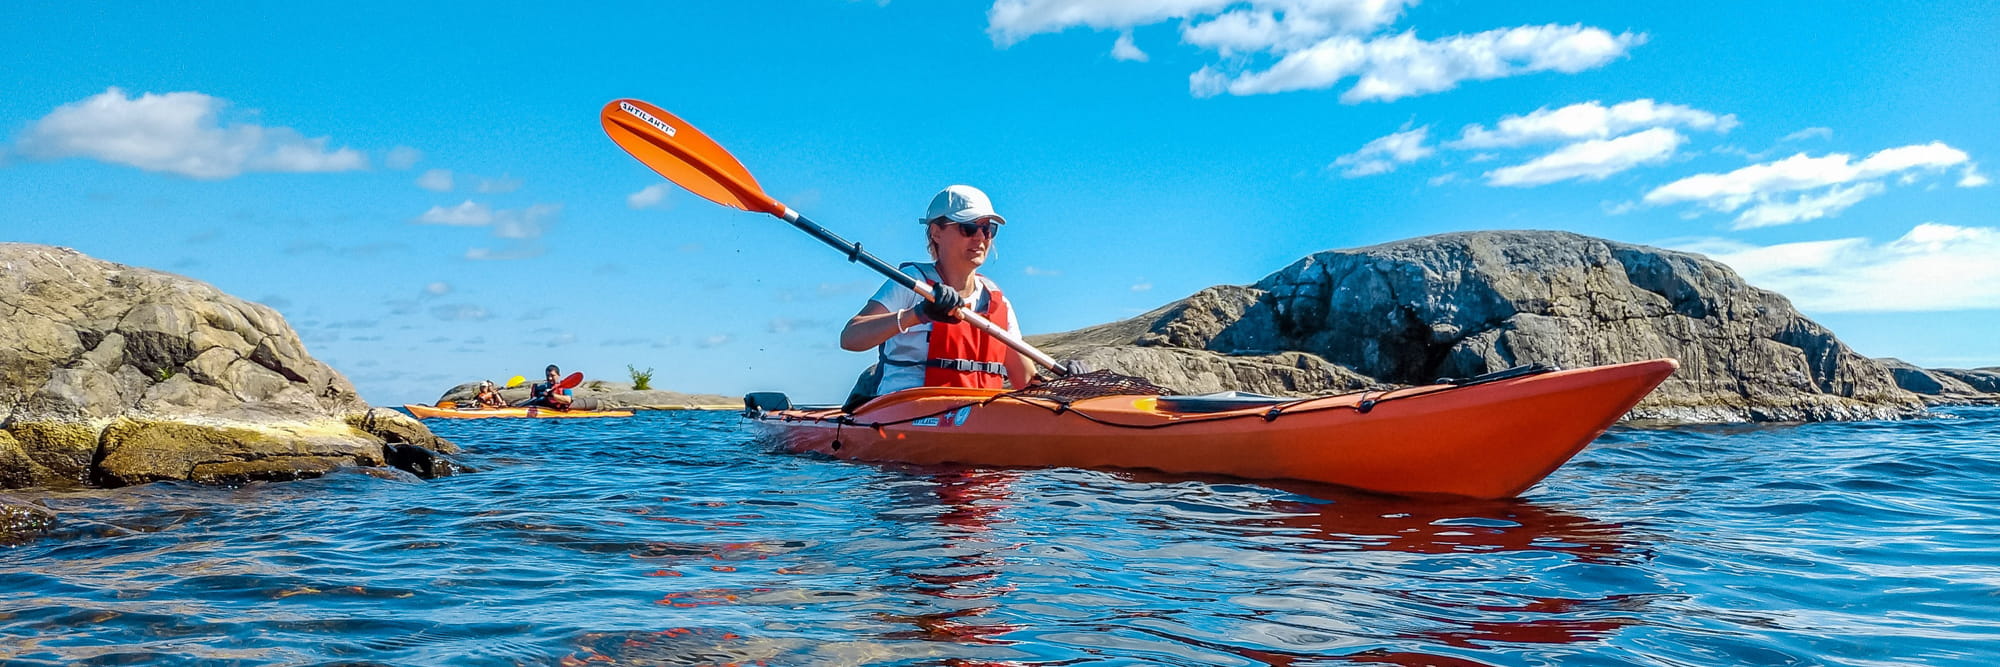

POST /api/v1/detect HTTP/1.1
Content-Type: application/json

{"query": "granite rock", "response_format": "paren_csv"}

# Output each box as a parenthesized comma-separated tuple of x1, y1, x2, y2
(1035, 231, 1927, 422)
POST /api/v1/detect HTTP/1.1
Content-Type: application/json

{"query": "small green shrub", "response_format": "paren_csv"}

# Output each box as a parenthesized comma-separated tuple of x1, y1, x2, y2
(152, 367, 176, 382)
(628, 365, 654, 391)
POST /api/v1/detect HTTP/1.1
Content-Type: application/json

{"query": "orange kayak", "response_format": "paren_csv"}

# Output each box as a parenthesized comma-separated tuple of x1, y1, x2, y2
(403, 404, 635, 419)
(747, 359, 1677, 499)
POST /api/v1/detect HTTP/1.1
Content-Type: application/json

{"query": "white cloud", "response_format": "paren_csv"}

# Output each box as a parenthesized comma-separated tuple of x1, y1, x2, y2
(1024, 265, 1063, 276)
(988, 3, 1634, 103)
(989, 0, 1413, 49)
(1191, 25, 1645, 101)
(1131, 281, 1153, 292)
(1453, 99, 1735, 149)
(1111, 31, 1149, 61)
(1644, 142, 1975, 227)
(476, 174, 522, 193)
(493, 203, 560, 239)
(15, 87, 367, 179)
(464, 245, 545, 261)
(1781, 127, 1832, 143)
(424, 281, 451, 296)
(386, 146, 423, 169)
(1674, 223, 2000, 312)
(697, 334, 733, 349)
(1485, 127, 1685, 187)
(1963, 166, 1991, 188)
(416, 200, 492, 225)
(1332, 125, 1433, 177)
(1181, 1, 1415, 55)
(416, 168, 454, 192)
(1729, 182, 1882, 229)
(988, 0, 1232, 45)
(628, 183, 673, 209)
(414, 201, 557, 238)
(429, 304, 491, 321)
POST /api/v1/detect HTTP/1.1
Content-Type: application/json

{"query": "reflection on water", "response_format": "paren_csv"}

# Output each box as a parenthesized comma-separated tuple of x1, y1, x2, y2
(3, 408, 1999, 665)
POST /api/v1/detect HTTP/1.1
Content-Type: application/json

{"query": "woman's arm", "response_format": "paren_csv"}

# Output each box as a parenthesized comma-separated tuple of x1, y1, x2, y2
(840, 301, 919, 352)
(1004, 349, 1034, 389)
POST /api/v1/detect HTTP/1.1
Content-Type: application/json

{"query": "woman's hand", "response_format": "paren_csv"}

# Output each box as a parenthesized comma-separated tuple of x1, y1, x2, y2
(917, 285, 963, 323)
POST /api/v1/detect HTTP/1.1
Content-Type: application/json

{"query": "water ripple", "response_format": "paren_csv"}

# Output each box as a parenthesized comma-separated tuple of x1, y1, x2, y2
(2, 408, 1999, 665)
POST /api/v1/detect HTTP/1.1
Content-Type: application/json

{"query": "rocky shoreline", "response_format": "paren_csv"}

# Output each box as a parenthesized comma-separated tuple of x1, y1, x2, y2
(1881, 359, 2000, 406)
(429, 381, 737, 411)
(1034, 231, 1994, 422)
(6, 230, 1996, 502)
(0, 244, 458, 493)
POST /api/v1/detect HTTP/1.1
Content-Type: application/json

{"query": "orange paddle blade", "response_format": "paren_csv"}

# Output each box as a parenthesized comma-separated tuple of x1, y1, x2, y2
(600, 99, 782, 216)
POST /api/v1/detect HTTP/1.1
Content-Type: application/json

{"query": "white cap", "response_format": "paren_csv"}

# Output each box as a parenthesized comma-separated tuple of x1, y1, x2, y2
(921, 185, 1007, 225)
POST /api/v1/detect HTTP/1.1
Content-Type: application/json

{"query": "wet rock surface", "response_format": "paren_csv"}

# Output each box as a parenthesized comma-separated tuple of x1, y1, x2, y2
(0, 494, 56, 545)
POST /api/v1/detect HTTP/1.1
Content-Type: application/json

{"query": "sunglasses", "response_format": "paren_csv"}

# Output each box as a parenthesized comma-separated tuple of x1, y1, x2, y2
(932, 218, 1001, 239)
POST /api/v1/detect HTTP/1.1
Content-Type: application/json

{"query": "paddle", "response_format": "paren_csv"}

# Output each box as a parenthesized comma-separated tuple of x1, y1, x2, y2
(599, 99, 1065, 374)
(505, 375, 526, 389)
(509, 372, 586, 408)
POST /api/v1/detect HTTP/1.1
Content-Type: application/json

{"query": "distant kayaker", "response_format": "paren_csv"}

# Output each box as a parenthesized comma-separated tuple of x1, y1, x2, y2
(522, 364, 574, 410)
(839, 185, 1031, 407)
(474, 380, 506, 409)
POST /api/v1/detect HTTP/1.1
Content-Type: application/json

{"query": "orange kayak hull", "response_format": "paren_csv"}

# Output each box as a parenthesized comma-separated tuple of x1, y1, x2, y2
(750, 359, 1677, 499)
(402, 404, 635, 419)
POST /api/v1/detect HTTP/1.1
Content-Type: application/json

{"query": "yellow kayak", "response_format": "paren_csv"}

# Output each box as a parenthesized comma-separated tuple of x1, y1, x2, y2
(403, 403, 635, 419)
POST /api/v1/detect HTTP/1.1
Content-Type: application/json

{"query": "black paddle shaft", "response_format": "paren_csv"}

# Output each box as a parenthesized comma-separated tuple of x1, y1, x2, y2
(784, 211, 924, 295)
(778, 208, 1065, 373)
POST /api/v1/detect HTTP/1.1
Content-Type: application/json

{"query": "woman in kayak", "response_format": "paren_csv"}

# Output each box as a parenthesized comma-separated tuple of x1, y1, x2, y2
(520, 364, 574, 410)
(474, 380, 506, 409)
(839, 185, 1032, 405)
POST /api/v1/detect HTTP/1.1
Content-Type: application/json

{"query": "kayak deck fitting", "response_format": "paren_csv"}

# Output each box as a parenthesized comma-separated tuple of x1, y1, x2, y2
(746, 359, 1677, 499)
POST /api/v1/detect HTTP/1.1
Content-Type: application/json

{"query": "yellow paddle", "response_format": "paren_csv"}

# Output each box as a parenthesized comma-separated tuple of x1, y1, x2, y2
(504, 375, 525, 389)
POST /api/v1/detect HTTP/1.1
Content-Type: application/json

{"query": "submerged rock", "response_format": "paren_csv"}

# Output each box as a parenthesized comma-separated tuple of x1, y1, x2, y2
(1035, 231, 1926, 423)
(0, 243, 456, 488)
(0, 494, 56, 545)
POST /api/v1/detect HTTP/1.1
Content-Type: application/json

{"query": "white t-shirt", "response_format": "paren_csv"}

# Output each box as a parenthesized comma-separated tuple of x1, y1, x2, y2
(869, 265, 1023, 394)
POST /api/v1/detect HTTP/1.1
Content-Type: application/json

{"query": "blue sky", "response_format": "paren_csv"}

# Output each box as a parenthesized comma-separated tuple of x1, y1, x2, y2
(3, 1, 1996, 405)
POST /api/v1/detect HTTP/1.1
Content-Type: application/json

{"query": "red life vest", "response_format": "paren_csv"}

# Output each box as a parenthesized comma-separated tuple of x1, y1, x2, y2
(913, 267, 1014, 389)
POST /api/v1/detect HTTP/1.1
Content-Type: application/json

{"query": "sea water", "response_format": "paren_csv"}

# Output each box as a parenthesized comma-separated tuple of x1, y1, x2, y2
(2, 407, 1997, 666)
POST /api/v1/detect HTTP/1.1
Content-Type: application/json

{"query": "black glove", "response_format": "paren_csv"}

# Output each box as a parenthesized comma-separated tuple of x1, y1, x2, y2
(917, 285, 963, 324)
(1033, 359, 1092, 385)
